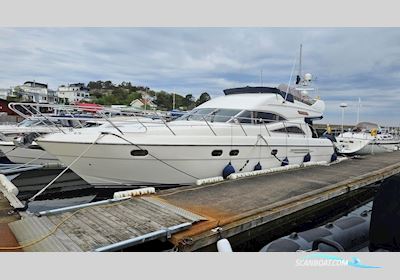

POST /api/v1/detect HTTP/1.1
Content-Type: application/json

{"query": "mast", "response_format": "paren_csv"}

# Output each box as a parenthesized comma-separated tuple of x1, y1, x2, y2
(356, 97, 361, 123)
(296, 44, 302, 85)
(299, 44, 302, 78)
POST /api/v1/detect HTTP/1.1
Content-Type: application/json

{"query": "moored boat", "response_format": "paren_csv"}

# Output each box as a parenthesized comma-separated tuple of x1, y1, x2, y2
(36, 77, 337, 187)
(336, 122, 400, 155)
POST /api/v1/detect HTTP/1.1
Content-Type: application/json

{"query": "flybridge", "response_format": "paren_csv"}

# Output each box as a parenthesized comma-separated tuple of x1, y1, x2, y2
(223, 86, 295, 103)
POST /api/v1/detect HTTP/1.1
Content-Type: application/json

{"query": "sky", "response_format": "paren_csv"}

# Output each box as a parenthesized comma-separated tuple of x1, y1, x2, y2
(0, 27, 399, 126)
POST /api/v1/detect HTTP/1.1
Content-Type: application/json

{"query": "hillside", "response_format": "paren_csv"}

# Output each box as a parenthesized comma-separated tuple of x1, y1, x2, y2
(88, 80, 211, 110)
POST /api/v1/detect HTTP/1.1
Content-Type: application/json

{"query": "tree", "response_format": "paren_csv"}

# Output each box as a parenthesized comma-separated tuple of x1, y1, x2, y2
(103, 81, 114, 89)
(196, 92, 211, 106)
(87, 81, 103, 90)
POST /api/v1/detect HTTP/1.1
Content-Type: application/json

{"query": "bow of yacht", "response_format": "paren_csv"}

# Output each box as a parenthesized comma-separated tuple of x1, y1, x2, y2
(36, 83, 337, 187)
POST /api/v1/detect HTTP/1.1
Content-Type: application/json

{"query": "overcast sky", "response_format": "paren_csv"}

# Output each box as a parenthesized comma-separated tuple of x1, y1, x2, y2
(0, 28, 399, 125)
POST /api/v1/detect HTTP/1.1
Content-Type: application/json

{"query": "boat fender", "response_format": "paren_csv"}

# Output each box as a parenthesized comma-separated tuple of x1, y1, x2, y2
(303, 153, 311, 163)
(217, 238, 233, 252)
(330, 153, 337, 162)
(254, 162, 262, 171)
(222, 162, 235, 179)
(281, 157, 289, 166)
(113, 187, 155, 199)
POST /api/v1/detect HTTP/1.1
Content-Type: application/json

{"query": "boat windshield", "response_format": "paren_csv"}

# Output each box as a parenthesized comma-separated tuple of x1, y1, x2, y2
(177, 108, 242, 123)
(17, 119, 49, 127)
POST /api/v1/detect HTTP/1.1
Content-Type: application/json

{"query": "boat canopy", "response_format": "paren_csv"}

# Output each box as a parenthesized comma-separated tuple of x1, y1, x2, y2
(353, 122, 380, 132)
(223, 86, 295, 103)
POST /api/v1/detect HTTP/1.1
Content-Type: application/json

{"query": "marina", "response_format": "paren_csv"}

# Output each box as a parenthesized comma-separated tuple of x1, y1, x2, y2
(0, 30, 398, 258)
(0, 151, 399, 252)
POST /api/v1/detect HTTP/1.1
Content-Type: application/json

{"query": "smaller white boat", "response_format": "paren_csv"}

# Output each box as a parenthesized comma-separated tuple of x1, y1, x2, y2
(0, 103, 164, 165)
(336, 122, 400, 155)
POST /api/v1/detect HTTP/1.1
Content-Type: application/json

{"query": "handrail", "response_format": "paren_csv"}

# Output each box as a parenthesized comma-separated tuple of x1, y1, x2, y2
(234, 118, 247, 136)
(202, 115, 217, 136)
(262, 121, 272, 137)
(6, 102, 318, 139)
(161, 115, 176, 136)
(19, 104, 67, 134)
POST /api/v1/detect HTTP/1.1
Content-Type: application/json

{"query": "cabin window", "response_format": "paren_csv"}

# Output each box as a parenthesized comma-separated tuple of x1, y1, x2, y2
(212, 150, 223, 156)
(177, 108, 215, 121)
(286, 126, 305, 134)
(130, 149, 148, 156)
(237, 111, 252, 123)
(273, 126, 305, 134)
(237, 111, 286, 124)
(208, 109, 241, 123)
(178, 108, 241, 123)
(254, 111, 286, 123)
(229, 149, 239, 156)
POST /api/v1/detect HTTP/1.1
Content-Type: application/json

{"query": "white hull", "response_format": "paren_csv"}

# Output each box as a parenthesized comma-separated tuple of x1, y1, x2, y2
(0, 142, 60, 165)
(38, 136, 334, 186)
(358, 141, 399, 154)
(337, 136, 400, 155)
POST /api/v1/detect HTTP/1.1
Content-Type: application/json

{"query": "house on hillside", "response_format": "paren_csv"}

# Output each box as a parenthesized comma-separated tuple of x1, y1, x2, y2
(130, 98, 157, 110)
(57, 83, 90, 104)
(18, 81, 51, 103)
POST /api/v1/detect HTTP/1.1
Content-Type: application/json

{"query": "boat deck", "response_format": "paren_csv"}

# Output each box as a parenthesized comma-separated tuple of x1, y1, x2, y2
(4, 151, 400, 252)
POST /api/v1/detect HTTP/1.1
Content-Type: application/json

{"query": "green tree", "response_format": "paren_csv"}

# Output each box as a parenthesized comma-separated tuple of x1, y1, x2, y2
(196, 92, 211, 106)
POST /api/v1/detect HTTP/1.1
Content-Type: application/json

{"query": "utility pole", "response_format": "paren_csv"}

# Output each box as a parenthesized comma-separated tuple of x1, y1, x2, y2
(340, 103, 348, 134)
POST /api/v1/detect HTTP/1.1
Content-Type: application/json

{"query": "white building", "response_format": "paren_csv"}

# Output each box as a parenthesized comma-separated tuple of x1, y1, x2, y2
(130, 98, 157, 110)
(57, 83, 90, 104)
(18, 81, 51, 103)
(0, 88, 12, 100)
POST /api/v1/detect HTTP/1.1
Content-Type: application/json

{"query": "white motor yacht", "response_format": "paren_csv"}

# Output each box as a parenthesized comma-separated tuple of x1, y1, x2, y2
(336, 122, 400, 155)
(36, 79, 337, 187)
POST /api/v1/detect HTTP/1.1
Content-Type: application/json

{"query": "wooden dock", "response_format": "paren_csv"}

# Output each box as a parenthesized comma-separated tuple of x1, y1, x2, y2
(0, 189, 21, 251)
(3, 151, 400, 252)
(8, 197, 204, 252)
(155, 151, 400, 251)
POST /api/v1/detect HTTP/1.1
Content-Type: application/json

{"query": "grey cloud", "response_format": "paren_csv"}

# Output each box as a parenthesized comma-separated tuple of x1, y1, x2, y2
(0, 28, 399, 125)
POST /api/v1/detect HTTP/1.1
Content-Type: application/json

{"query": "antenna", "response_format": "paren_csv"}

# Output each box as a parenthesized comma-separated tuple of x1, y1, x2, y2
(284, 54, 297, 102)
(296, 44, 302, 85)
(299, 44, 302, 77)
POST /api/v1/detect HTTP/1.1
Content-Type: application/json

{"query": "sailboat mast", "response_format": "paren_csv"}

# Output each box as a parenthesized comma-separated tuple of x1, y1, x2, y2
(299, 44, 302, 78)
(296, 44, 302, 85)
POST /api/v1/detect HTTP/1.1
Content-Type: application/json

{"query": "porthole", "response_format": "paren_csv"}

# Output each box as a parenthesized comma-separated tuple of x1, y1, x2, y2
(229, 149, 239, 156)
(131, 149, 148, 156)
(212, 150, 223, 156)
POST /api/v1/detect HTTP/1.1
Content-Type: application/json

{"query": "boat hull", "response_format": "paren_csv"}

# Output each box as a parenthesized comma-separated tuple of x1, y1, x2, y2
(37, 137, 335, 187)
(0, 142, 60, 165)
(336, 137, 400, 155)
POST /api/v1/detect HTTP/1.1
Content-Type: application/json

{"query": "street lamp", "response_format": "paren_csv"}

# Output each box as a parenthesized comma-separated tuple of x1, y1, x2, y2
(339, 103, 348, 134)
